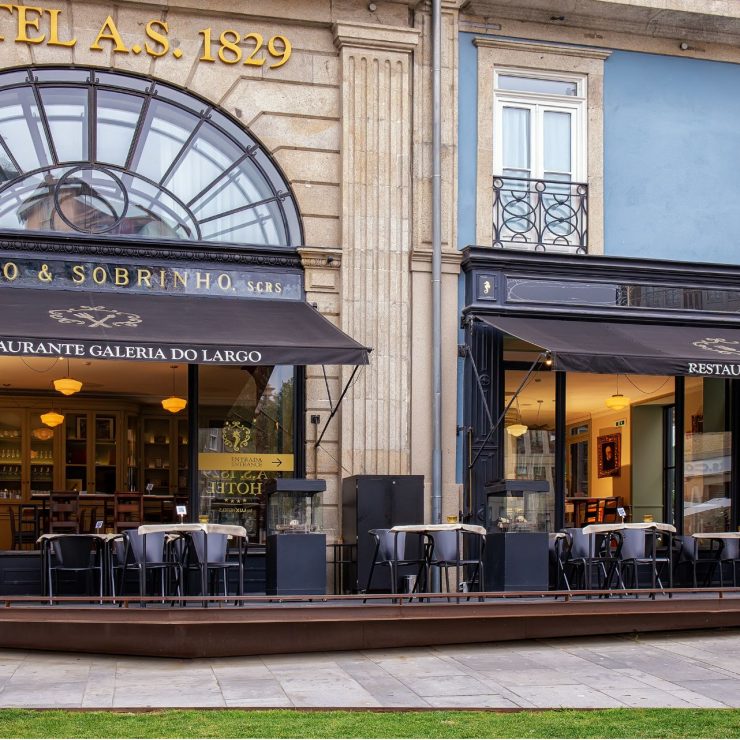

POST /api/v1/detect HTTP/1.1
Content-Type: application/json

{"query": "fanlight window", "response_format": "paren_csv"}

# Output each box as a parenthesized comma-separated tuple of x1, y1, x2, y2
(0, 67, 302, 247)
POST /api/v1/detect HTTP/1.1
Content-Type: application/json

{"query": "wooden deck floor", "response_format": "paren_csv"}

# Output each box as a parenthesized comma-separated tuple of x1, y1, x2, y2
(0, 590, 738, 658)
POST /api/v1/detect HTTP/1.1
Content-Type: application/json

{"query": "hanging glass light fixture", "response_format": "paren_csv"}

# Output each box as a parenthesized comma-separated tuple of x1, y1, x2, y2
(53, 359, 82, 396)
(605, 374, 631, 411)
(505, 397, 528, 437)
(40, 410, 65, 428)
(161, 365, 187, 414)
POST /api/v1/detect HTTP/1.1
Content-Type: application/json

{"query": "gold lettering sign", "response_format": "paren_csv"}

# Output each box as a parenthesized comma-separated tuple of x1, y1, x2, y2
(198, 452, 294, 472)
(0, 5, 292, 68)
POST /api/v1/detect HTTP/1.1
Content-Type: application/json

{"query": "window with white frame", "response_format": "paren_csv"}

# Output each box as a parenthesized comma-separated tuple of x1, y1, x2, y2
(492, 69, 588, 253)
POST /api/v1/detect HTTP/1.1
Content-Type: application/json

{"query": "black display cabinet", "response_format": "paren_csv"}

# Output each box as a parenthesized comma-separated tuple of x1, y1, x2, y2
(341, 474, 424, 593)
(484, 479, 550, 591)
(265, 478, 326, 595)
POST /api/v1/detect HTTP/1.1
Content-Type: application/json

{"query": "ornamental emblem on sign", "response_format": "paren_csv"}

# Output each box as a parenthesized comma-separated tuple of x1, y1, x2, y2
(693, 337, 740, 357)
(48, 305, 142, 329)
(222, 420, 251, 452)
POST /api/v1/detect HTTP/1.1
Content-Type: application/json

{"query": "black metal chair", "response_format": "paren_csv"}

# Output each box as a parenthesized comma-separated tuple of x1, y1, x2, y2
(184, 531, 245, 598)
(718, 539, 740, 588)
(674, 535, 721, 587)
(363, 529, 426, 597)
(118, 529, 183, 600)
(426, 529, 485, 596)
(549, 532, 571, 591)
(563, 528, 620, 591)
(618, 528, 672, 592)
(47, 535, 103, 602)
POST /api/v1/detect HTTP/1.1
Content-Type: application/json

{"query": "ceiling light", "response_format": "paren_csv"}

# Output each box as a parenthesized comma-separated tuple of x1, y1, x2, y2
(506, 422, 528, 437)
(32, 427, 55, 440)
(605, 374, 630, 410)
(53, 359, 82, 395)
(53, 377, 82, 395)
(40, 410, 65, 428)
(162, 365, 187, 414)
(162, 395, 187, 413)
(605, 393, 631, 411)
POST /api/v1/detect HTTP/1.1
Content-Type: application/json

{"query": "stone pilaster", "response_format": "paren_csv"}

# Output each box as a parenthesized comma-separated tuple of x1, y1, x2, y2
(333, 22, 420, 476)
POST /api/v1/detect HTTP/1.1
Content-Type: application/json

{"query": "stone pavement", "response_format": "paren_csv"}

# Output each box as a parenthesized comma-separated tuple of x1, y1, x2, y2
(0, 630, 738, 709)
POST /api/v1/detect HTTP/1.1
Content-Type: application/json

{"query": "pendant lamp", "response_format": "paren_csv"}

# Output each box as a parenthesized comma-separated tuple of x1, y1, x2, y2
(162, 365, 187, 414)
(605, 374, 631, 411)
(40, 410, 65, 428)
(53, 359, 82, 396)
(505, 398, 528, 437)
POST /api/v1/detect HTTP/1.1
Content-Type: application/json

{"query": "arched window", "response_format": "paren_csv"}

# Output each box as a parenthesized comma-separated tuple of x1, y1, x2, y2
(0, 67, 302, 248)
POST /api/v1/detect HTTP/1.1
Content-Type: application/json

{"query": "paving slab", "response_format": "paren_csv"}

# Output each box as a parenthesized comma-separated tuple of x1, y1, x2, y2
(0, 629, 736, 708)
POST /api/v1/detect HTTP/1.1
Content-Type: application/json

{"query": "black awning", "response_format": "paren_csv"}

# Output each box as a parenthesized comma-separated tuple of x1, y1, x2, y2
(477, 314, 740, 376)
(0, 288, 370, 366)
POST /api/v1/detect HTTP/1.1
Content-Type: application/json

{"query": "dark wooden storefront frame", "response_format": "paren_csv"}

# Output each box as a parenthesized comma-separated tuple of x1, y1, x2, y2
(461, 247, 740, 533)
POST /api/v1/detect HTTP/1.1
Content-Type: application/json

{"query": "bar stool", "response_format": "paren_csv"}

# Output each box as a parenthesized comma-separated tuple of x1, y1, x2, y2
(49, 491, 80, 534)
(114, 491, 144, 532)
(9, 503, 39, 549)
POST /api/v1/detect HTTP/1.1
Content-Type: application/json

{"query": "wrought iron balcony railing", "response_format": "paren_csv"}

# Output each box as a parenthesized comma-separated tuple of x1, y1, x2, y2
(492, 175, 588, 254)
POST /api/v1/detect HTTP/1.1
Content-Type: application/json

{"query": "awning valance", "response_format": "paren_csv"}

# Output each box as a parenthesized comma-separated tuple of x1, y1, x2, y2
(477, 314, 740, 377)
(0, 288, 370, 366)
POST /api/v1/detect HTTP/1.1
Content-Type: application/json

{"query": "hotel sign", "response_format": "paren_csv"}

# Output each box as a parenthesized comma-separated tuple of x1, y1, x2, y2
(0, 5, 292, 68)
(198, 453, 294, 472)
(0, 257, 301, 300)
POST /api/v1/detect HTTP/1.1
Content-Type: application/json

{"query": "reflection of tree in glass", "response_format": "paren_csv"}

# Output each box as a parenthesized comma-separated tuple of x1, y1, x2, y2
(16, 176, 184, 238)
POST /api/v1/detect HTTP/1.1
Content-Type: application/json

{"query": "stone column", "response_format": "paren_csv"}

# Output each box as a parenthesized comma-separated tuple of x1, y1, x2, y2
(333, 22, 420, 476)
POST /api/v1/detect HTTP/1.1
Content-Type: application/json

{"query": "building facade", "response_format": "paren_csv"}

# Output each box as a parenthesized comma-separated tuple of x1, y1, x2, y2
(456, 1, 740, 543)
(2, 0, 740, 590)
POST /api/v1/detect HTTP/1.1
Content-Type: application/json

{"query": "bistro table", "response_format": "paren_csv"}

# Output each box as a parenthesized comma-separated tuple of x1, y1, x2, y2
(390, 523, 486, 595)
(581, 522, 676, 592)
(137, 523, 248, 605)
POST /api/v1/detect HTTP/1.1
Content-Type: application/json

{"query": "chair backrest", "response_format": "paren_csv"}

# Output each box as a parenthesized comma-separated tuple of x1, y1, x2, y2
(565, 528, 590, 559)
(369, 529, 407, 562)
(677, 535, 698, 561)
(619, 528, 648, 560)
(124, 530, 166, 563)
(51, 535, 98, 568)
(600, 498, 619, 523)
(721, 538, 740, 560)
(114, 491, 144, 532)
(50, 491, 79, 516)
(429, 530, 459, 563)
(583, 501, 600, 525)
(189, 531, 228, 564)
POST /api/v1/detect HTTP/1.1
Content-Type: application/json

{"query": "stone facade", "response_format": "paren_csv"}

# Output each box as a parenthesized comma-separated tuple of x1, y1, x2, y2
(2, 0, 738, 587)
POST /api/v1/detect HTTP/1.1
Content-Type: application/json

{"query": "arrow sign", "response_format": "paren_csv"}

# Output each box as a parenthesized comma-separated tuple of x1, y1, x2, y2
(198, 452, 294, 472)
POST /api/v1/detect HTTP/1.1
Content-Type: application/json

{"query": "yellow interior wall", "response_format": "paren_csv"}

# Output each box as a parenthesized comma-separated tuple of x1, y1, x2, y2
(589, 408, 631, 506)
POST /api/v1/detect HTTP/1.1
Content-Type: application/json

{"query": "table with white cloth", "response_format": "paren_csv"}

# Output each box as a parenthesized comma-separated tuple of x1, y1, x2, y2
(581, 522, 676, 591)
(137, 523, 248, 603)
(389, 524, 486, 594)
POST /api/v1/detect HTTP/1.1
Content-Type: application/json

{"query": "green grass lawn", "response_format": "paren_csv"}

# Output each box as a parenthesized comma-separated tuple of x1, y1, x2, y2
(0, 709, 737, 738)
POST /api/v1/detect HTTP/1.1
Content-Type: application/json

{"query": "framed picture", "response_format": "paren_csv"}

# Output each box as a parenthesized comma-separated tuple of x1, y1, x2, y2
(95, 417, 114, 442)
(75, 415, 87, 440)
(597, 433, 621, 478)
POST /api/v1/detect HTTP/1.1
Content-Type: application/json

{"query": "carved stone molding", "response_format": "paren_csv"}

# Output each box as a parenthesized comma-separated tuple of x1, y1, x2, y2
(333, 21, 420, 54)
(0, 235, 303, 269)
(298, 247, 343, 270)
